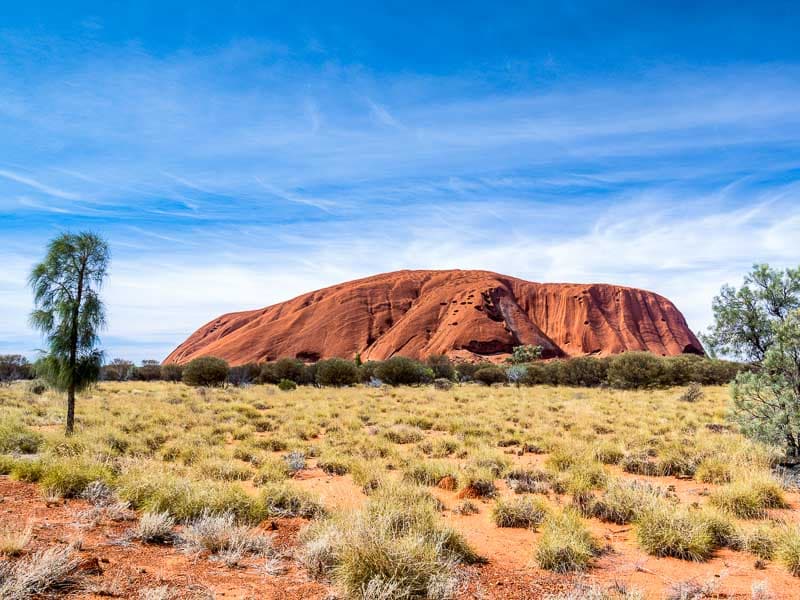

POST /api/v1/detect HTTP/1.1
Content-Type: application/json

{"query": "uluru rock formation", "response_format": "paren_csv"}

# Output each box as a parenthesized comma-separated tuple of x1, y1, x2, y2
(164, 270, 703, 366)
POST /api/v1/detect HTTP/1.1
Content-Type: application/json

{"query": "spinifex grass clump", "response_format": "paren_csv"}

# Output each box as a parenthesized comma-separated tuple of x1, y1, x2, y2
(0, 421, 42, 454)
(116, 466, 267, 524)
(491, 496, 549, 528)
(403, 459, 457, 487)
(299, 482, 480, 598)
(456, 467, 497, 498)
(588, 479, 666, 524)
(635, 502, 734, 561)
(708, 474, 787, 519)
(777, 526, 800, 576)
(535, 508, 599, 572)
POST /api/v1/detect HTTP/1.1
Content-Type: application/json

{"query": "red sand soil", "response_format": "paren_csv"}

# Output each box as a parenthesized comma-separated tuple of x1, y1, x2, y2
(164, 269, 703, 366)
(3, 458, 799, 599)
(295, 455, 800, 599)
(0, 478, 328, 599)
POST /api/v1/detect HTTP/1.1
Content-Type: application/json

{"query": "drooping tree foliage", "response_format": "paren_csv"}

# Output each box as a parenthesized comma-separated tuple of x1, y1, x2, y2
(705, 264, 800, 457)
(29, 232, 110, 435)
(704, 264, 800, 362)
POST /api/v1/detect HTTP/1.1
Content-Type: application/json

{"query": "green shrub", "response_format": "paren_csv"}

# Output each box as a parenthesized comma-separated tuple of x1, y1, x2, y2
(277, 379, 297, 391)
(160, 363, 183, 382)
(607, 352, 665, 389)
(182, 356, 229, 387)
(473, 365, 507, 385)
(0, 421, 43, 454)
(492, 496, 548, 528)
(678, 382, 704, 402)
(454, 361, 490, 382)
(426, 354, 455, 380)
(374, 356, 430, 386)
(131, 360, 163, 382)
(11, 458, 45, 482)
(509, 345, 542, 364)
(0, 455, 16, 475)
(227, 362, 260, 386)
(520, 362, 558, 385)
(535, 508, 598, 572)
(556, 356, 609, 386)
(315, 358, 359, 387)
(273, 358, 308, 383)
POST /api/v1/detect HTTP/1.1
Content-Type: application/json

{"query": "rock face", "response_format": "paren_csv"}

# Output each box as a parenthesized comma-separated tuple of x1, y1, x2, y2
(164, 270, 704, 366)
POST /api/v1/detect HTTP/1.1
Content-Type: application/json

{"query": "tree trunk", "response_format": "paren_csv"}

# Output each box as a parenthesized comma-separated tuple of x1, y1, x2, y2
(66, 257, 86, 436)
(66, 383, 76, 435)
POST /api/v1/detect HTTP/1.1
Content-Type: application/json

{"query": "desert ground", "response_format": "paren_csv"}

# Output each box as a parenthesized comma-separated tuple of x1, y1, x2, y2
(1, 381, 798, 599)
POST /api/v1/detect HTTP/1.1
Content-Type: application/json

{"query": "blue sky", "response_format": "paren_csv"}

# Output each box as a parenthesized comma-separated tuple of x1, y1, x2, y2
(2, 2, 800, 362)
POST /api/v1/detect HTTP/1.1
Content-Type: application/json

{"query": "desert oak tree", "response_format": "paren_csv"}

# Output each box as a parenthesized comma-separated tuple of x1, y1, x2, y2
(29, 232, 110, 435)
(705, 264, 800, 457)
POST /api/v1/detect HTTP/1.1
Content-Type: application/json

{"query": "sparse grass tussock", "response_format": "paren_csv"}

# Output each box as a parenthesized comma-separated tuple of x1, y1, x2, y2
(535, 508, 599, 572)
(0, 523, 32, 556)
(182, 511, 274, 562)
(403, 459, 457, 487)
(299, 483, 480, 598)
(259, 482, 324, 518)
(589, 479, 666, 524)
(709, 475, 787, 519)
(0, 545, 81, 600)
(117, 467, 265, 524)
(492, 496, 549, 528)
(132, 512, 176, 544)
(383, 425, 424, 444)
(635, 503, 731, 561)
(777, 526, 800, 576)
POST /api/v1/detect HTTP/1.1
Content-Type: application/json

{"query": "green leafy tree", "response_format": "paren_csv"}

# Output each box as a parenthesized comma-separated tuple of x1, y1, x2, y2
(706, 265, 800, 457)
(0, 355, 33, 382)
(29, 232, 110, 435)
(315, 358, 359, 386)
(731, 310, 800, 456)
(182, 356, 230, 387)
(102, 358, 134, 381)
(509, 344, 543, 364)
(703, 264, 800, 361)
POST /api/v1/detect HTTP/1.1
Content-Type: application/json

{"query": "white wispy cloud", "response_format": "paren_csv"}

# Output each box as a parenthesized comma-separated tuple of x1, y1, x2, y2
(0, 168, 82, 200)
(2, 38, 799, 360)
